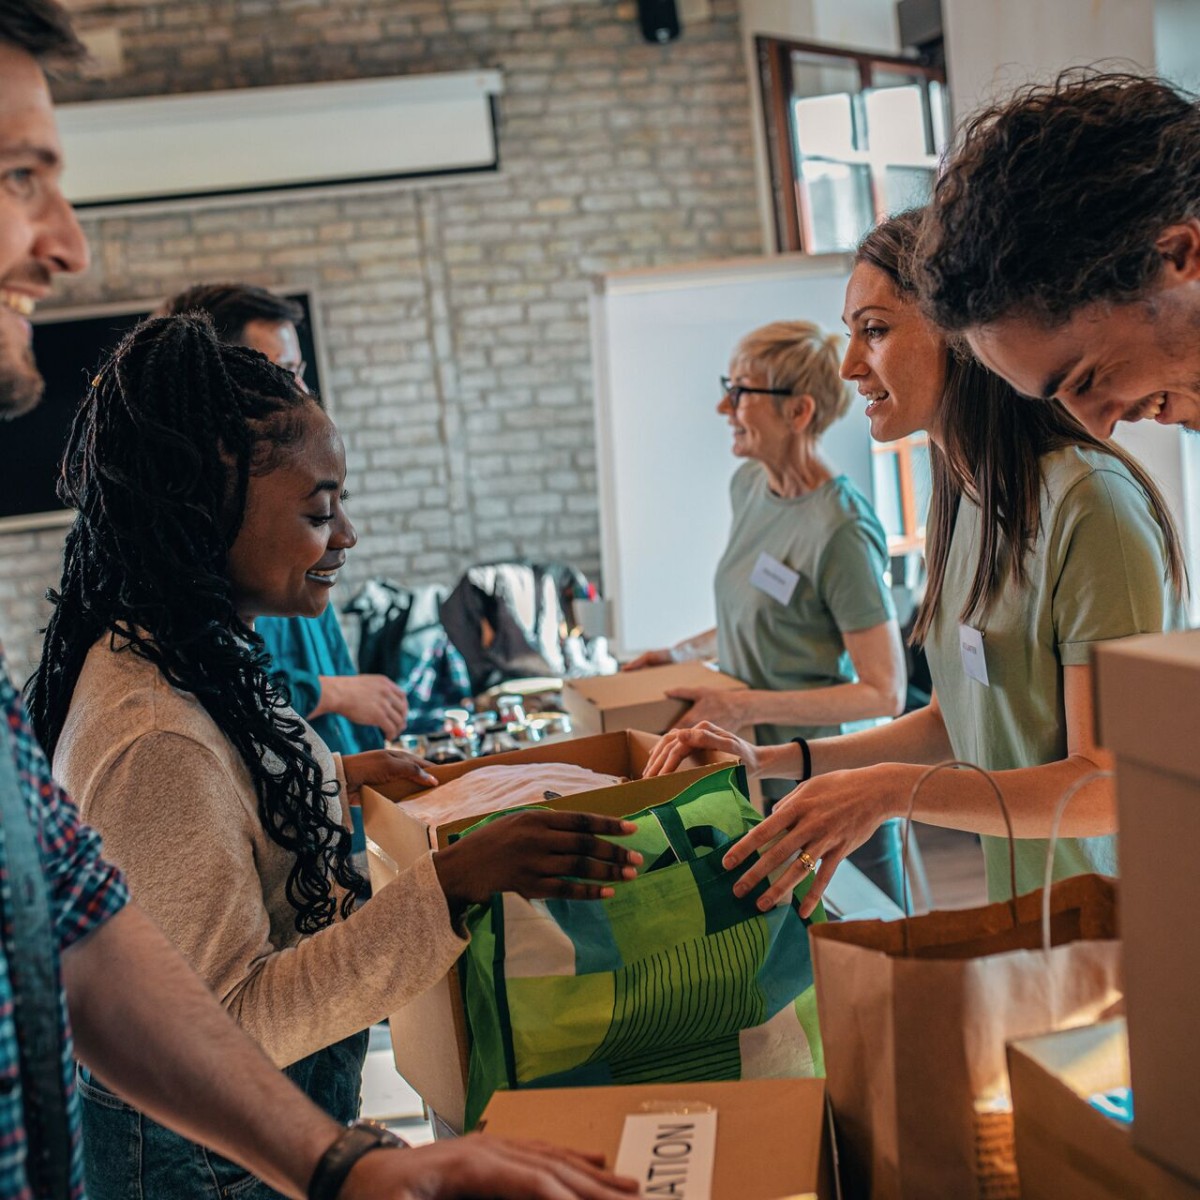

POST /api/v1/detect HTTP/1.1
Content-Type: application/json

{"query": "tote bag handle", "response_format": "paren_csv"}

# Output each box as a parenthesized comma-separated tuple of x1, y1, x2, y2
(649, 798, 734, 865)
(901, 760, 1018, 954)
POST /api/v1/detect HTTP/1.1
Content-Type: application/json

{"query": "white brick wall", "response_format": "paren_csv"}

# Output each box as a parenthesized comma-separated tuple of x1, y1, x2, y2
(0, 0, 762, 683)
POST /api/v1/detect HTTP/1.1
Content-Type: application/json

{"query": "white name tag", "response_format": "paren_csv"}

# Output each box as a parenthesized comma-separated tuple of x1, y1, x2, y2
(958, 623, 989, 687)
(614, 1110, 718, 1200)
(750, 552, 799, 606)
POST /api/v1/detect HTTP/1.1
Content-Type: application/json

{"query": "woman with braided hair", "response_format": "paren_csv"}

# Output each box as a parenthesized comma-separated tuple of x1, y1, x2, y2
(30, 314, 643, 1200)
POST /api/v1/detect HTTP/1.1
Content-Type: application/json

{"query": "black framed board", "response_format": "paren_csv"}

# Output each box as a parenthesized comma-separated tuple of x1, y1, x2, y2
(0, 292, 322, 531)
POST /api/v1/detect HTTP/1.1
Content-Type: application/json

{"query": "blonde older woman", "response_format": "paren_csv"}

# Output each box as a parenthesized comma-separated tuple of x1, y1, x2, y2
(627, 320, 907, 900)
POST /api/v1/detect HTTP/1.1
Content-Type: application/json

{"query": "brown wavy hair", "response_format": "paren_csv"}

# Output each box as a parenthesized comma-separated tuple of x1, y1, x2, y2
(857, 211, 1186, 644)
(918, 70, 1200, 330)
(0, 0, 84, 62)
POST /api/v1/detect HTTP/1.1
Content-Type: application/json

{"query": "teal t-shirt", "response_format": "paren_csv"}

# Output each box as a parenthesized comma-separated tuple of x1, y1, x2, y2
(924, 446, 1186, 900)
(715, 464, 895, 800)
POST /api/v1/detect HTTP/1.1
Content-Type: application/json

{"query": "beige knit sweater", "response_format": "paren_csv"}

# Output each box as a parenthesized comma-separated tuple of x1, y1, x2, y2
(54, 636, 466, 1068)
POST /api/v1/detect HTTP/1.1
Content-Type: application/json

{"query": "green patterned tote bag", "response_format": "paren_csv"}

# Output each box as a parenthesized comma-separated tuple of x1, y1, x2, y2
(459, 766, 826, 1128)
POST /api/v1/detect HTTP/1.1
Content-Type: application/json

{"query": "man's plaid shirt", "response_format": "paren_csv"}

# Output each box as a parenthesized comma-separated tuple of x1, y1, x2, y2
(0, 651, 128, 1198)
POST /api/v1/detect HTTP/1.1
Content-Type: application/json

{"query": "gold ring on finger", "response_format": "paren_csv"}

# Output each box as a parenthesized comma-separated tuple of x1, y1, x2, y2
(797, 850, 817, 874)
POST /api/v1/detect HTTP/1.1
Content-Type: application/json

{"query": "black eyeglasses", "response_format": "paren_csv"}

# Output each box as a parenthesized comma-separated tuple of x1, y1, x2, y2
(720, 375, 792, 410)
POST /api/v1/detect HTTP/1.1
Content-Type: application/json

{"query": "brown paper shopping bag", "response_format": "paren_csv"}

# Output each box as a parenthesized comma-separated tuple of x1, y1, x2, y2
(809, 764, 1122, 1200)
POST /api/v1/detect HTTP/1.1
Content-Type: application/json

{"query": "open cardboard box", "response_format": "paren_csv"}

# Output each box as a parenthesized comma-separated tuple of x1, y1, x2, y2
(479, 1078, 836, 1200)
(562, 662, 763, 809)
(1008, 1020, 1200, 1200)
(362, 729, 741, 1133)
(1094, 630, 1200, 1184)
(562, 661, 748, 738)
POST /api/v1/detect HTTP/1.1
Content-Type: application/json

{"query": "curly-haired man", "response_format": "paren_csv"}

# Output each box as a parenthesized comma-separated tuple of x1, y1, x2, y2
(920, 71, 1200, 438)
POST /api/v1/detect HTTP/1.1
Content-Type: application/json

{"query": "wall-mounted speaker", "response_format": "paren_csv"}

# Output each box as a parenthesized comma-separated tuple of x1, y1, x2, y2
(637, 0, 680, 44)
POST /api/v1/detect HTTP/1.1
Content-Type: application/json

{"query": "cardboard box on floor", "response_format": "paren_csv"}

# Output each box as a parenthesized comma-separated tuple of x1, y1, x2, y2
(361, 730, 741, 1134)
(1094, 630, 1200, 1185)
(479, 1078, 835, 1200)
(1008, 1020, 1200, 1200)
(563, 661, 748, 738)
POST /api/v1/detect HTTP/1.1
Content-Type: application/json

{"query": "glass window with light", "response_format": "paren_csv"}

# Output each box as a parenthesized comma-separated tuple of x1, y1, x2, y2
(757, 37, 948, 254)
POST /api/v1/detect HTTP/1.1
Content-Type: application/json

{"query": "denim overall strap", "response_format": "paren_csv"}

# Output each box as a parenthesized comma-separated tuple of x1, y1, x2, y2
(0, 725, 71, 1198)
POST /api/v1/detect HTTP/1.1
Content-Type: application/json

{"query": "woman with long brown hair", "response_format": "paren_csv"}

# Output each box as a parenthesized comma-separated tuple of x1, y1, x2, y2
(646, 208, 1187, 911)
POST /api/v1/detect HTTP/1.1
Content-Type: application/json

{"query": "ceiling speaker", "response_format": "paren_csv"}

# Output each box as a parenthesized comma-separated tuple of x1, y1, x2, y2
(638, 0, 680, 44)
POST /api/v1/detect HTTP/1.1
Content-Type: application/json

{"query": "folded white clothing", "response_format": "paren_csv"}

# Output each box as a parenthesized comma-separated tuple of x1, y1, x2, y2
(396, 762, 624, 826)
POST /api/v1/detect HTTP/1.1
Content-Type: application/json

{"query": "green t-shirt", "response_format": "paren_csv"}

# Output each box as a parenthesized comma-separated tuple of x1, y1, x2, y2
(925, 446, 1185, 901)
(715, 463, 895, 800)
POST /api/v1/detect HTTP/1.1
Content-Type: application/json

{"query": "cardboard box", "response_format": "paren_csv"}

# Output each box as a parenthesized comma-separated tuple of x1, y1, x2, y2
(362, 730, 740, 1133)
(478, 1078, 834, 1200)
(563, 661, 748, 738)
(1008, 1020, 1200, 1200)
(1093, 630, 1200, 1184)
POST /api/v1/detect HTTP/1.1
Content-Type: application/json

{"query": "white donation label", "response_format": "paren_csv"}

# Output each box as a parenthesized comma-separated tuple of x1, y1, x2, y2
(613, 1110, 718, 1199)
(958, 623, 990, 687)
(750, 552, 799, 606)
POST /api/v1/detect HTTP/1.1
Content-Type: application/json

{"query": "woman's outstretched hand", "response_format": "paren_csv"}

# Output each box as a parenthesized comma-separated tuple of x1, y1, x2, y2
(722, 764, 902, 917)
(343, 749, 437, 791)
(642, 722, 762, 779)
(432, 810, 644, 908)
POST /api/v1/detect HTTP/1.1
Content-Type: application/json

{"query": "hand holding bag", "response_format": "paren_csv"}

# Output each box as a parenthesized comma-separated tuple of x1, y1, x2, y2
(458, 765, 827, 1128)
(809, 763, 1122, 1200)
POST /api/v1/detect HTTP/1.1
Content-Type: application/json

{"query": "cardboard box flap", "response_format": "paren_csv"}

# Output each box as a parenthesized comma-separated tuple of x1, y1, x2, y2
(1009, 1019, 1130, 1098)
(567, 661, 747, 707)
(1095, 630, 1200, 778)
(369, 729, 721, 804)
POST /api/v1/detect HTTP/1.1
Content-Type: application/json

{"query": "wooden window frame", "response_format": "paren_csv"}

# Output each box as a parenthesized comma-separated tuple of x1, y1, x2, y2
(757, 35, 946, 254)
(872, 432, 929, 555)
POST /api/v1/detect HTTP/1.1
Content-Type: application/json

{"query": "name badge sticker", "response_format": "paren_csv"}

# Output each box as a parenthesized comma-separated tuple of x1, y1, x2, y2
(614, 1110, 718, 1200)
(958, 623, 990, 687)
(750, 552, 800, 606)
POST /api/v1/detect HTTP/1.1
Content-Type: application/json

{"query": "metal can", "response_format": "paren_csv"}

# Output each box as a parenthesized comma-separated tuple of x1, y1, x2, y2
(496, 694, 527, 726)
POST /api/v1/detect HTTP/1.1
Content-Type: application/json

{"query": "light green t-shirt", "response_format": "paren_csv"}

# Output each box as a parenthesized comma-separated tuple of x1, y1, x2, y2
(925, 445, 1185, 901)
(715, 463, 895, 801)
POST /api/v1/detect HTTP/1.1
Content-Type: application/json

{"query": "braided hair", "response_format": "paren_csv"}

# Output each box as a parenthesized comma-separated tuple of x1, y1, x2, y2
(29, 314, 367, 933)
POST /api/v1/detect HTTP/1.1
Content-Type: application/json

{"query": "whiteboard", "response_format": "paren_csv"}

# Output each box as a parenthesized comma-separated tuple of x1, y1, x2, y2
(589, 253, 865, 655)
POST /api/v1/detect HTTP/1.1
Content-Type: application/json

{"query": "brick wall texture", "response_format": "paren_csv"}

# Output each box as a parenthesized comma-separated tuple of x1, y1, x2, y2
(0, 0, 762, 682)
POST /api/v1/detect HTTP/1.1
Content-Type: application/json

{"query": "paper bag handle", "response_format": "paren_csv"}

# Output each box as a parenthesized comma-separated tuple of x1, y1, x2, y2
(901, 760, 1018, 950)
(1040, 769, 1113, 952)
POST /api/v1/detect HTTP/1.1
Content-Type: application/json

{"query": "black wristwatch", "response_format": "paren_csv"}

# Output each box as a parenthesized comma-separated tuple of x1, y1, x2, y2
(308, 1119, 404, 1200)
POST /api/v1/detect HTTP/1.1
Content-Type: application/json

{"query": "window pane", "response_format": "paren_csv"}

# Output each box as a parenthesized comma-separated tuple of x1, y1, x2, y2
(790, 52, 864, 110)
(794, 92, 857, 158)
(799, 159, 875, 253)
(910, 440, 932, 534)
(929, 80, 950, 152)
(863, 82, 928, 160)
(883, 164, 936, 212)
(871, 450, 904, 541)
